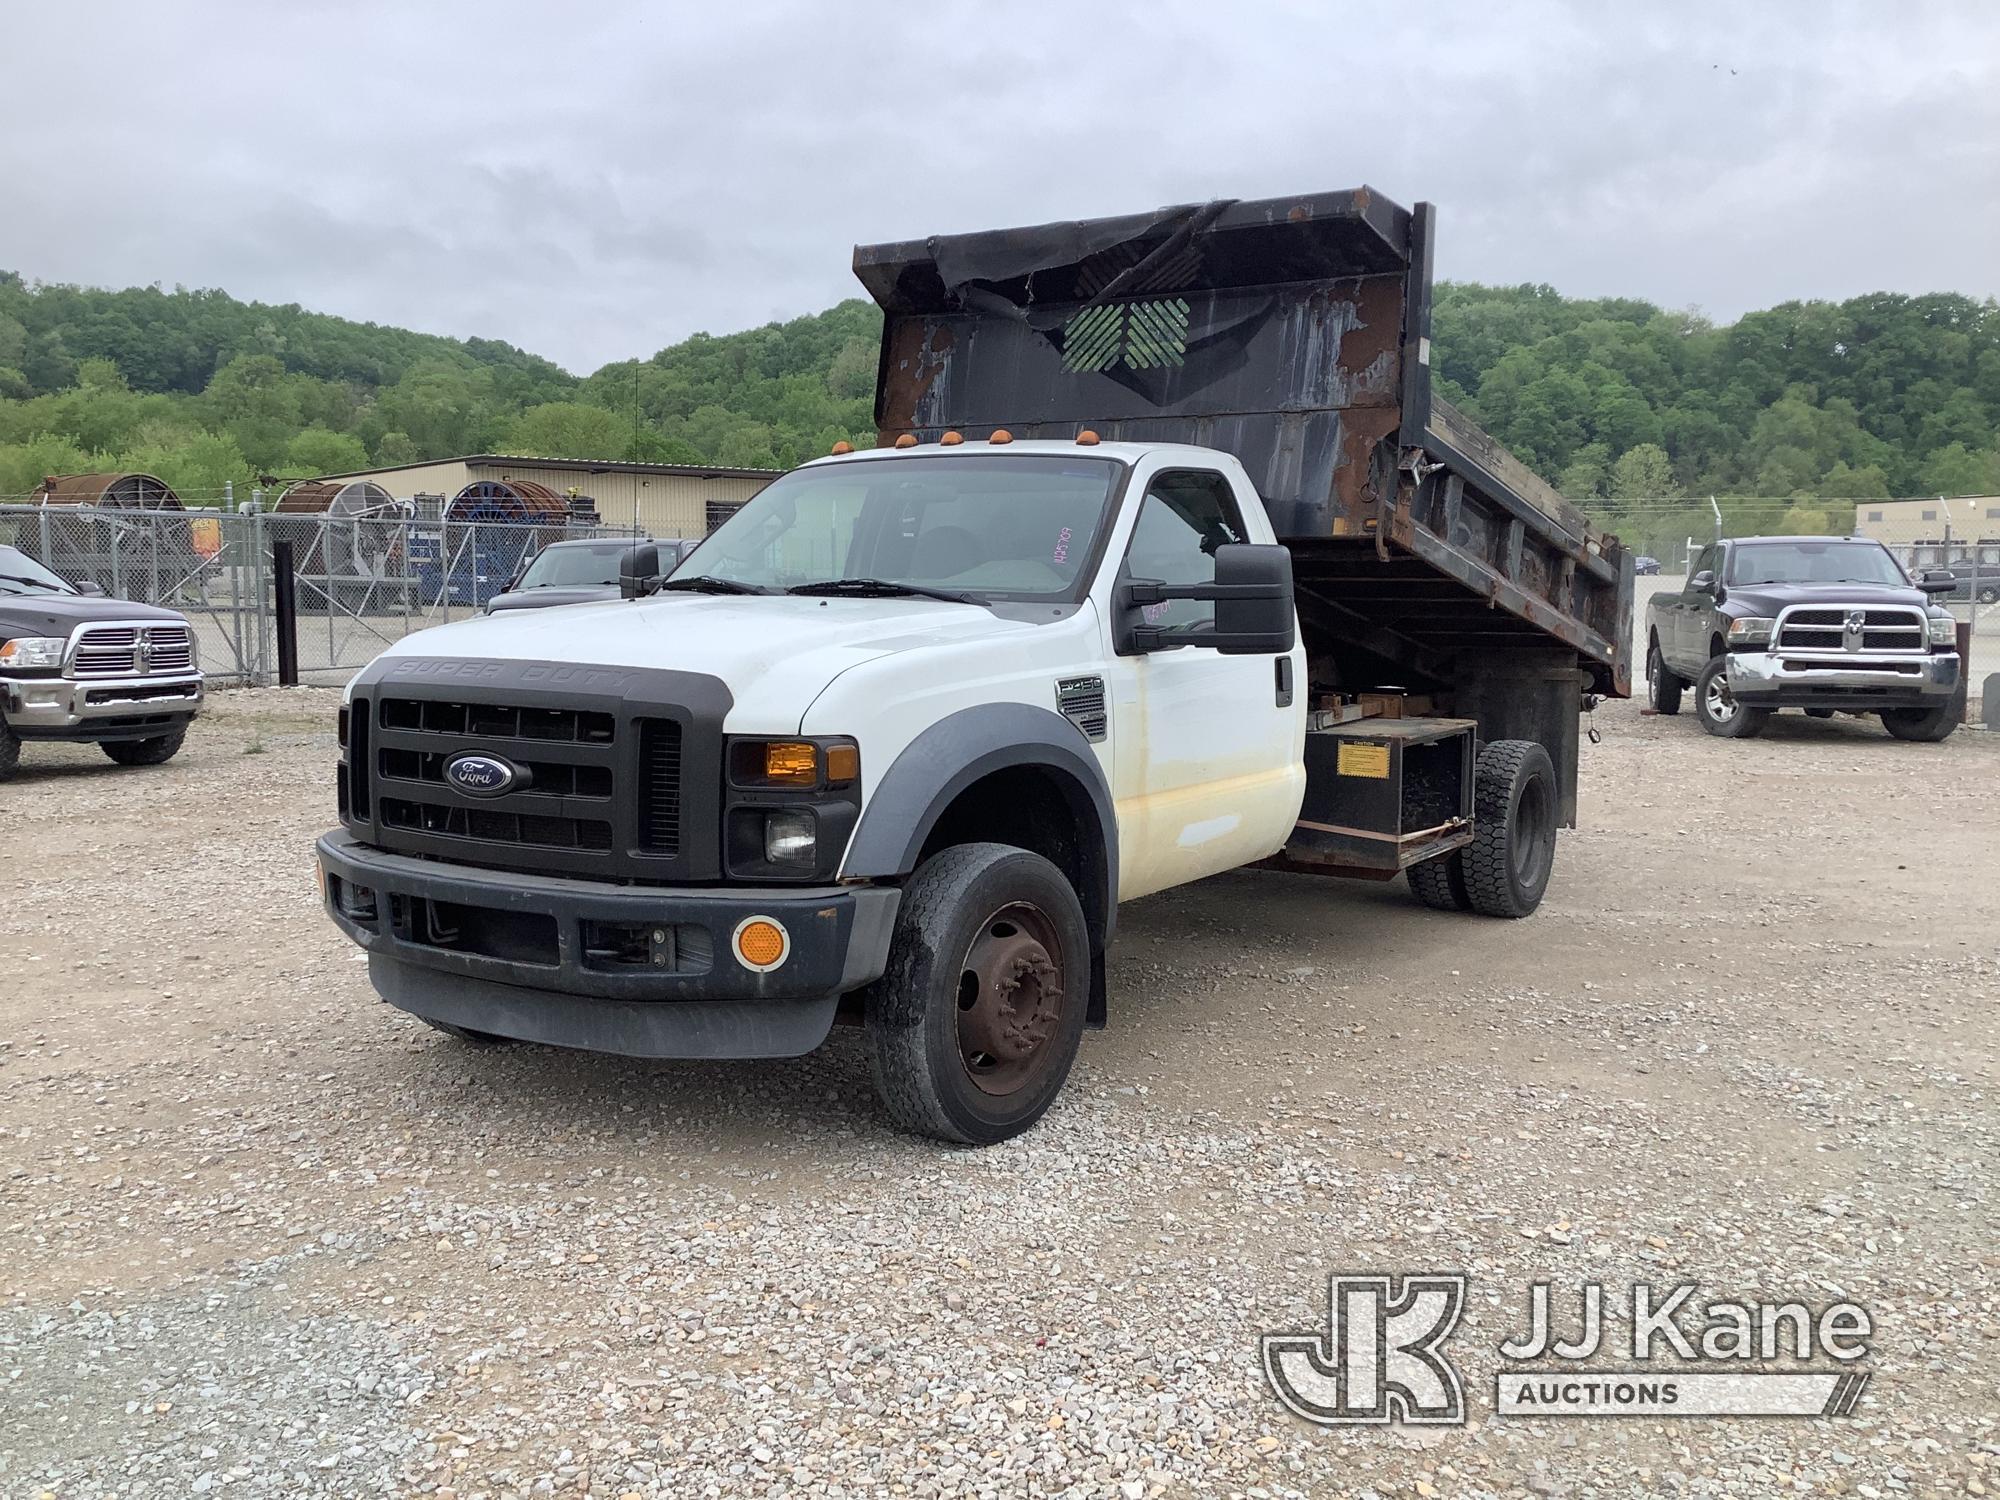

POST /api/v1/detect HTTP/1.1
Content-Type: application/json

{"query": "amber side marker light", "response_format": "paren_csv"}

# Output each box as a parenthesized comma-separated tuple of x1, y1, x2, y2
(824, 742, 860, 784)
(1075, 429, 1101, 446)
(988, 429, 1014, 444)
(734, 917, 790, 972)
(893, 433, 919, 449)
(830, 440, 853, 455)
(939, 430, 964, 446)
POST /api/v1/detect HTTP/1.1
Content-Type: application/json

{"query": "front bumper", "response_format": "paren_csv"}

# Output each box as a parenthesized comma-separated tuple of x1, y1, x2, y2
(1725, 650, 1959, 710)
(2, 672, 203, 740)
(316, 831, 900, 1058)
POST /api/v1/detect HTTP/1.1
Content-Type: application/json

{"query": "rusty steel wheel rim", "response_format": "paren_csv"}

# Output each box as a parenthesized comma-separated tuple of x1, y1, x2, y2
(955, 901, 1067, 1098)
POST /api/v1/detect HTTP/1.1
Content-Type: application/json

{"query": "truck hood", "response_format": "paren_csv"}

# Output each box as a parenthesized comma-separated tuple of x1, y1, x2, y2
(1723, 581, 1934, 612)
(0, 593, 190, 638)
(374, 593, 1046, 728)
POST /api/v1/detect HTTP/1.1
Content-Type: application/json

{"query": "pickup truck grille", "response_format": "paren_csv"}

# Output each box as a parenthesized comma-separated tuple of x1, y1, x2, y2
(70, 623, 194, 678)
(1774, 606, 1927, 655)
(338, 664, 726, 883)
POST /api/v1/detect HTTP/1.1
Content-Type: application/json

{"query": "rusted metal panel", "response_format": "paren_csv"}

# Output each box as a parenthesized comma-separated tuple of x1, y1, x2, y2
(854, 187, 1632, 697)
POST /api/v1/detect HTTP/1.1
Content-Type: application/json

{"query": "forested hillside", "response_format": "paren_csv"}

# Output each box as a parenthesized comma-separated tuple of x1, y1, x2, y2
(2, 268, 1995, 555)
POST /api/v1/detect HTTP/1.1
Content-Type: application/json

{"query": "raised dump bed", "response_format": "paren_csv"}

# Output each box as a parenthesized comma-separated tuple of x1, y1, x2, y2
(854, 187, 1633, 822)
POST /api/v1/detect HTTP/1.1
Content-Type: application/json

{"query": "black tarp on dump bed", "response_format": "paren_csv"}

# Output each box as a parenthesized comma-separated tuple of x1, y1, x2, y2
(853, 189, 1632, 698)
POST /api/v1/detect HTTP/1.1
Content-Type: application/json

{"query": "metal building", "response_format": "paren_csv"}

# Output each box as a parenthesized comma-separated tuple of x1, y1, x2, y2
(305, 455, 777, 540)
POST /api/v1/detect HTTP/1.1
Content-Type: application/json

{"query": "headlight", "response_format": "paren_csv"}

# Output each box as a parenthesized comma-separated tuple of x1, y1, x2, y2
(1928, 615, 1957, 646)
(728, 737, 860, 789)
(763, 810, 817, 865)
(1726, 617, 1775, 646)
(0, 636, 66, 669)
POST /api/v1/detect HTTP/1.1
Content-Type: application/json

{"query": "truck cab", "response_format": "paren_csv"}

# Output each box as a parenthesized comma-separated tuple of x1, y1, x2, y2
(318, 188, 1632, 1143)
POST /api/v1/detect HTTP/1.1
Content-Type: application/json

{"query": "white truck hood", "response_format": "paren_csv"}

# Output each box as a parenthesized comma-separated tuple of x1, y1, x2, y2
(373, 593, 1042, 730)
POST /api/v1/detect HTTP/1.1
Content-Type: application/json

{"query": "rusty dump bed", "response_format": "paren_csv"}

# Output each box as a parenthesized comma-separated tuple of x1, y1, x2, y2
(854, 188, 1633, 697)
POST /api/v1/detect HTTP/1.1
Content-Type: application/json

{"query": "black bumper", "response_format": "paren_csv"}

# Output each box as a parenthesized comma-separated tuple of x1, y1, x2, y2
(317, 831, 899, 1058)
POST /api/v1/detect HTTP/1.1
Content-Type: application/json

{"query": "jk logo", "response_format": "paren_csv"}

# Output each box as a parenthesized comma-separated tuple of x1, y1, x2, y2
(1261, 1273, 1468, 1425)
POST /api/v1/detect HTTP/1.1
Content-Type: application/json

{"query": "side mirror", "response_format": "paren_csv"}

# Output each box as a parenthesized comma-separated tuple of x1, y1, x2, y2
(620, 542, 663, 599)
(1118, 542, 1297, 655)
(74, 579, 107, 597)
(1689, 570, 1716, 593)
(1918, 569, 1958, 594)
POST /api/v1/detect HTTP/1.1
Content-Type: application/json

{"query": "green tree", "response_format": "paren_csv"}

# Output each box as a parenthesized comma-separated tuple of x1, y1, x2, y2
(285, 427, 371, 476)
(1610, 443, 1676, 500)
(499, 401, 628, 459)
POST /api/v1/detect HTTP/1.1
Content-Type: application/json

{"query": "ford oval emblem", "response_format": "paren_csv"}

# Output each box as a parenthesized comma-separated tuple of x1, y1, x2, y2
(445, 752, 522, 798)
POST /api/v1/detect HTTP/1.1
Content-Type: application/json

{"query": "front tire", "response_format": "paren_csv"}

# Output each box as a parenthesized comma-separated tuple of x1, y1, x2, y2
(1647, 640, 1684, 715)
(1463, 740, 1558, 919)
(866, 842, 1090, 1145)
(100, 727, 188, 766)
(1695, 657, 1770, 739)
(1881, 683, 1964, 742)
(0, 718, 20, 782)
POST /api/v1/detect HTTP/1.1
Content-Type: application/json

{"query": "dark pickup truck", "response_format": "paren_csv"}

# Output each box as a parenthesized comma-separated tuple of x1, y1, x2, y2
(0, 542, 204, 779)
(1644, 535, 1963, 741)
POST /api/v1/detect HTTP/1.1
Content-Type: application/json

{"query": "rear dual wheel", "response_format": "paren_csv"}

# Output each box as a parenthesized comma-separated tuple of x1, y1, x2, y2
(1406, 739, 1558, 919)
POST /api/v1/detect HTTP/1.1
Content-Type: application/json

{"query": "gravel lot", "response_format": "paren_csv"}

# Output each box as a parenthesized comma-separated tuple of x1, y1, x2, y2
(2, 687, 1996, 1498)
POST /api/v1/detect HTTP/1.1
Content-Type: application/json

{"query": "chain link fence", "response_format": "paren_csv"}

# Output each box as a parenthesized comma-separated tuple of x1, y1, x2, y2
(0, 504, 643, 686)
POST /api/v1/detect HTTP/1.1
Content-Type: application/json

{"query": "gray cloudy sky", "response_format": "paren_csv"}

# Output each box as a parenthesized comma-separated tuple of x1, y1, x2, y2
(5, 1, 1996, 375)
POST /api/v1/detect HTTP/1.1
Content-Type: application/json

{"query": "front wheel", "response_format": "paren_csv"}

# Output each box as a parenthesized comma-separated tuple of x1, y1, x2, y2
(0, 717, 20, 782)
(866, 843, 1090, 1145)
(1695, 657, 1770, 739)
(1463, 740, 1559, 919)
(100, 727, 188, 766)
(1881, 687, 1964, 743)
(1978, 586, 1998, 606)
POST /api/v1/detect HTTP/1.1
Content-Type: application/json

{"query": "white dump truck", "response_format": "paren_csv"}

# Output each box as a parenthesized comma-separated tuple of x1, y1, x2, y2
(317, 189, 1633, 1142)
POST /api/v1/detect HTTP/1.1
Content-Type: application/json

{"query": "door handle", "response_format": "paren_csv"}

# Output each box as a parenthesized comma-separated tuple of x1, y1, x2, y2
(1275, 657, 1294, 707)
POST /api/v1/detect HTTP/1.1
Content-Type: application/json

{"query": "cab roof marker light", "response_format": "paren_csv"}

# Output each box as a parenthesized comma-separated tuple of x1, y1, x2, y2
(893, 433, 919, 449)
(1075, 429, 1101, 445)
(939, 431, 964, 446)
(830, 440, 853, 455)
(988, 429, 1014, 445)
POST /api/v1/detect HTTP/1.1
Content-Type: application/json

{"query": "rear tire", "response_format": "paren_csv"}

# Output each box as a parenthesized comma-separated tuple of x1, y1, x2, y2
(0, 718, 20, 782)
(1463, 740, 1558, 919)
(1803, 707, 1835, 719)
(1406, 850, 1472, 911)
(866, 842, 1089, 1145)
(1695, 657, 1770, 739)
(1646, 640, 1684, 715)
(100, 727, 187, 766)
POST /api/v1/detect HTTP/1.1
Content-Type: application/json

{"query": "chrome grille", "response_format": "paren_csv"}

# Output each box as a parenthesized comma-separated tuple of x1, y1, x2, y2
(70, 623, 194, 678)
(1774, 605, 1926, 655)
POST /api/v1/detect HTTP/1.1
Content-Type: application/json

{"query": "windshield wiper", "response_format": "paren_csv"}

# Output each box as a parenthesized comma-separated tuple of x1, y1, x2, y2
(655, 575, 774, 596)
(0, 573, 63, 592)
(787, 577, 987, 605)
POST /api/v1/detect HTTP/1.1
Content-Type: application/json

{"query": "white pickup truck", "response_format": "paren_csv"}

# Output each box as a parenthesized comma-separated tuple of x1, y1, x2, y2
(317, 190, 1633, 1143)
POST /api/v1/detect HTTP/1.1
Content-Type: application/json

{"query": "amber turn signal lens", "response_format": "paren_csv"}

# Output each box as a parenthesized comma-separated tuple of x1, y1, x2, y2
(988, 429, 1013, 444)
(762, 741, 819, 784)
(939, 430, 964, 446)
(824, 743, 859, 784)
(734, 918, 788, 970)
(830, 440, 853, 455)
(893, 433, 918, 448)
(1075, 429, 1101, 446)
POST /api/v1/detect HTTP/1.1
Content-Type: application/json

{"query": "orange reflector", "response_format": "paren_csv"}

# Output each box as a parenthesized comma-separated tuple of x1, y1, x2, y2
(830, 440, 853, 455)
(735, 918, 788, 970)
(988, 429, 1013, 444)
(893, 433, 918, 448)
(1075, 429, 1101, 446)
(940, 430, 964, 446)
(762, 741, 818, 784)
(824, 743, 859, 784)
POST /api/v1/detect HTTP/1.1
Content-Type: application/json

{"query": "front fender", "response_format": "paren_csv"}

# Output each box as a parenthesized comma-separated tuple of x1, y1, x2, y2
(841, 702, 1117, 944)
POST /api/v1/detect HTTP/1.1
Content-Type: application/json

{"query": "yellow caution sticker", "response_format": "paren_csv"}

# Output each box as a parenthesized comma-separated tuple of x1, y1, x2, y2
(1336, 742, 1391, 779)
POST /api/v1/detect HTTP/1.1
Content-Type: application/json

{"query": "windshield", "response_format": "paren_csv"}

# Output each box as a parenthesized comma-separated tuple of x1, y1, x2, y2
(1727, 541, 1907, 587)
(518, 543, 635, 589)
(670, 454, 1123, 602)
(0, 545, 75, 596)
